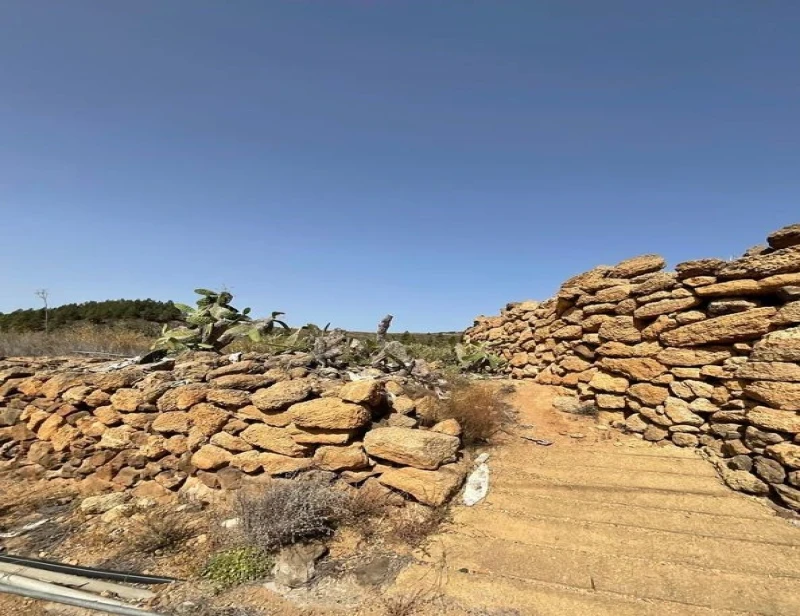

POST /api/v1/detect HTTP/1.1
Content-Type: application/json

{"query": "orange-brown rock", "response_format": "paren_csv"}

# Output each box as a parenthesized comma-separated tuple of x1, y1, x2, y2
(363, 427, 459, 470)
(313, 444, 369, 471)
(743, 381, 800, 411)
(239, 424, 308, 457)
(289, 398, 371, 430)
(598, 358, 666, 381)
(660, 308, 777, 347)
(377, 464, 465, 507)
(251, 379, 313, 411)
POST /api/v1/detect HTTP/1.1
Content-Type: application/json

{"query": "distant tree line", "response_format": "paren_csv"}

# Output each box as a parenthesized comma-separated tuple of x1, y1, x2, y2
(0, 299, 182, 332)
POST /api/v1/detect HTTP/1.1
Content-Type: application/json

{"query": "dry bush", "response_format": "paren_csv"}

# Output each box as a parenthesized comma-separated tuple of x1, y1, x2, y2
(235, 478, 350, 552)
(126, 508, 195, 554)
(421, 379, 514, 445)
(389, 505, 449, 547)
(0, 323, 153, 357)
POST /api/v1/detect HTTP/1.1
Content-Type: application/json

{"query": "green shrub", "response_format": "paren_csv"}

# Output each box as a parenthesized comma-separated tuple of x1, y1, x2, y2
(202, 547, 273, 589)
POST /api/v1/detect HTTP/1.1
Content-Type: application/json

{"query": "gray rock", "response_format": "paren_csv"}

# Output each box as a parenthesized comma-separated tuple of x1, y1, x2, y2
(552, 396, 582, 413)
(272, 542, 327, 588)
(773, 484, 800, 511)
(80, 492, 130, 514)
(744, 426, 785, 453)
(726, 454, 753, 472)
(753, 456, 786, 484)
(720, 469, 770, 495)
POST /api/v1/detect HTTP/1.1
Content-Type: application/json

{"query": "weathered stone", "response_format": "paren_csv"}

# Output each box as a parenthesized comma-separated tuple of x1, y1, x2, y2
(773, 484, 800, 511)
(631, 272, 677, 296)
(205, 388, 250, 407)
(664, 397, 704, 426)
(211, 374, 276, 390)
(50, 425, 79, 452)
(608, 255, 665, 279)
(671, 367, 701, 379)
(675, 311, 706, 325)
(726, 455, 753, 471)
(634, 297, 699, 319)
(790, 471, 800, 487)
(598, 358, 666, 381)
(707, 298, 761, 315)
(596, 394, 626, 409)
(552, 325, 583, 340)
(594, 285, 633, 303)
(643, 425, 669, 441)
(291, 426, 355, 445)
(750, 326, 800, 362)
(390, 396, 416, 415)
(624, 413, 648, 433)
(661, 308, 777, 347)
(313, 444, 369, 471)
(641, 316, 678, 340)
(80, 492, 129, 514)
(598, 317, 642, 344)
(744, 381, 800, 411)
(628, 383, 669, 406)
(120, 412, 156, 429)
(773, 301, 800, 325)
(582, 314, 614, 331)
(675, 258, 725, 279)
(98, 426, 136, 449)
(778, 286, 800, 302)
(765, 442, 800, 468)
(716, 246, 800, 279)
(744, 426, 785, 453)
(191, 445, 233, 471)
(363, 427, 459, 470)
(210, 431, 253, 453)
(639, 406, 672, 427)
(672, 433, 699, 447)
(561, 356, 592, 372)
(689, 398, 719, 413)
(720, 469, 769, 495)
(377, 465, 465, 507)
(588, 371, 629, 393)
(745, 406, 800, 433)
(682, 276, 717, 287)
(615, 298, 638, 315)
(152, 411, 191, 434)
(109, 389, 144, 412)
(37, 414, 64, 440)
(289, 398, 371, 430)
(737, 362, 800, 383)
(205, 360, 259, 380)
(595, 341, 661, 358)
(251, 380, 314, 411)
(768, 223, 800, 250)
(753, 456, 786, 484)
(272, 542, 327, 589)
(240, 424, 308, 457)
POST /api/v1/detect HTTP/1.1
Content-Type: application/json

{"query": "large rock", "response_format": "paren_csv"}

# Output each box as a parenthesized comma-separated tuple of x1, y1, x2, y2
(588, 371, 629, 393)
(660, 308, 777, 347)
(773, 485, 800, 511)
(744, 381, 800, 411)
(289, 399, 371, 430)
(608, 255, 665, 279)
(377, 465, 465, 506)
(189, 403, 229, 436)
(230, 451, 313, 475)
(595, 341, 661, 358)
(191, 445, 233, 471)
(716, 246, 800, 279)
(156, 384, 208, 412)
(767, 223, 800, 250)
(210, 431, 253, 453)
(753, 456, 786, 484)
(251, 380, 313, 411)
(774, 301, 800, 325)
(629, 383, 669, 406)
(109, 389, 144, 412)
(598, 358, 666, 381)
(736, 362, 800, 382)
(765, 442, 800, 469)
(633, 297, 700, 319)
(720, 468, 770, 495)
(674, 258, 725, 279)
(664, 397, 704, 426)
(152, 411, 191, 434)
(313, 444, 369, 471)
(750, 327, 800, 362)
(363, 427, 459, 470)
(598, 317, 642, 344)
(240, 424, 309, 457)
(631, 272, 677, 296)
(339, 380, 384, 406)
(656, 347, 731, 366)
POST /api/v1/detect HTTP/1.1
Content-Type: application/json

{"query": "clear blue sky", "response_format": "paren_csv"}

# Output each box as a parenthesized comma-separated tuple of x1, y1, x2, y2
(1, 1, 798, 331)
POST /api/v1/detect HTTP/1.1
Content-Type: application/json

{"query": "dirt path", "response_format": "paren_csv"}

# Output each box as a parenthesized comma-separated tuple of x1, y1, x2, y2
(391, 381, 800, 616)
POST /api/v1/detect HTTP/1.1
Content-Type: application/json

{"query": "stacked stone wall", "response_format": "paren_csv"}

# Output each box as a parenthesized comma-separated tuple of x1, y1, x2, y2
(0, 353, 466, 507)
(465, 223, 800, 510)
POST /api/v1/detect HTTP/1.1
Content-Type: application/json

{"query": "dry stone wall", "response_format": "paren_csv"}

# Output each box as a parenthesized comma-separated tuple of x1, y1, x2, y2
(0, 353, 466, 507)
(465, 223, 800, 511)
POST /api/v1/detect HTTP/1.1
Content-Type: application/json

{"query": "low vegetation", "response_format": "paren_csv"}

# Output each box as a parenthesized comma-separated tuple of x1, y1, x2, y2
(235, 478, 351, 552)
(202, 547, 273, 590)
(126, 507, 196, 555)
(0, 322, 154, 357)
(419, 379, 514, 445)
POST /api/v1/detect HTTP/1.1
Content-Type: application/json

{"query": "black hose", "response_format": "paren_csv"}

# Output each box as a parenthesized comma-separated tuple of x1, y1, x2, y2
(0, 554, 177, 585)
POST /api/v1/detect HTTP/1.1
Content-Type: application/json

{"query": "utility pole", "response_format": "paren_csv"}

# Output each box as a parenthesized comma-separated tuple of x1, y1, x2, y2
(35, 289, 50, 334)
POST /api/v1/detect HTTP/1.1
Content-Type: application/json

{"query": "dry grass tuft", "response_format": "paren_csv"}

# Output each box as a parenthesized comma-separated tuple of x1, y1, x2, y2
(235, 478, 350, 552)
(0, 323, 153, 357)
(420, 379, 514, 445)
(126, 508, 196, 555)
(389, 505, 449, 547)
